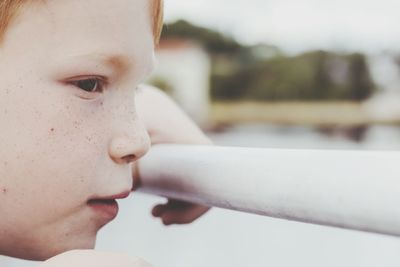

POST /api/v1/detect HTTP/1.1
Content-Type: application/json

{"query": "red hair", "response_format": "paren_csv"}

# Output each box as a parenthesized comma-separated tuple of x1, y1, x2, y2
(0, 0, 164, 44)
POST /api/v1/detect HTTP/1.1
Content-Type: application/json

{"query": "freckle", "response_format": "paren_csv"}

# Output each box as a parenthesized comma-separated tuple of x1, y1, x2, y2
(50, 128, 55, 132)
(2, 188, 7, 194)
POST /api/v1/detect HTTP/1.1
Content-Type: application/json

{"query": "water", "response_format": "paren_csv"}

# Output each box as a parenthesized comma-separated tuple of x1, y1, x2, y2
(4, 124, 400, 267)
(209, 124, 400, 150)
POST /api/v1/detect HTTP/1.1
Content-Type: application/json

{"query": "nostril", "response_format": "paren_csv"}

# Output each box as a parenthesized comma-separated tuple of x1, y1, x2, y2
(122, 154, 136, 163)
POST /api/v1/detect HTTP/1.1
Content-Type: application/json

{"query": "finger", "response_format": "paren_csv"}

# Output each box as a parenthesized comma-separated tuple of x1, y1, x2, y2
(161, 204, 210, 225)
(151, 199, 180, 217)
(151, 204, 167, 217)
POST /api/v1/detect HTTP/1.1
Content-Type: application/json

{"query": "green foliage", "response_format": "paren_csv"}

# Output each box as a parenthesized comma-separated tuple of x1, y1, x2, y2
(347, 53, 375, 100)
(211, 51, 376, 101)
(162, 20, 377, 101)
(162, 20, 242, 54)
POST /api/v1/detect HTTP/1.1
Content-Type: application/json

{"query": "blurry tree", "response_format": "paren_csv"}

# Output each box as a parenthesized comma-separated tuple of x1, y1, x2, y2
(161, 20, 377, 102)
(347, 53, 375, 100)
(312, 51, 333, 99)
(162, 20, 241, 55)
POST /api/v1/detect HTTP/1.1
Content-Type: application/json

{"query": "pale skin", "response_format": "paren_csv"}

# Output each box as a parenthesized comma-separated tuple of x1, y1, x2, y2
(0, 0, 209, 265)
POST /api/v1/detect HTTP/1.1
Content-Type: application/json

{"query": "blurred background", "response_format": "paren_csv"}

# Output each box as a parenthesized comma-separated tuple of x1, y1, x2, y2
(4, 0, 400, 266)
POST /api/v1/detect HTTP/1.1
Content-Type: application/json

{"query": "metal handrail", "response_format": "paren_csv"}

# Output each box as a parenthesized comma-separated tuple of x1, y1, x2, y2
(138, 144, 400, 236)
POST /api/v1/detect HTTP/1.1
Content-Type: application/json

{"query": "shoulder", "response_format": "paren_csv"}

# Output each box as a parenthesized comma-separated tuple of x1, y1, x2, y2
(40, 250, 153, 267)
(136, 84, 174, 105)
(136, 84, 211, 145)
(135, 84, 188, 128)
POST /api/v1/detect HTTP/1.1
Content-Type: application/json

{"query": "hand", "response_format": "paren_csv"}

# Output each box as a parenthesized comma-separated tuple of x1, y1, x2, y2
(135, 85, 211, 225)
(40, 250, 153, 267)
(151, 199, 210, 226)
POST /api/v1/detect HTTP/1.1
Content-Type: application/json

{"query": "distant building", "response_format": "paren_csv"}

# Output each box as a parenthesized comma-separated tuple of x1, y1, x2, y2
(149, 38, 211, 127)
(363, 53, 400, 122)
(368, 52, 400, 92)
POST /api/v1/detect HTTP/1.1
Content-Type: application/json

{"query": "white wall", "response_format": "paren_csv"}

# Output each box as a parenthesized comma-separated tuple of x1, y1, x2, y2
(153, 44, 211, 127)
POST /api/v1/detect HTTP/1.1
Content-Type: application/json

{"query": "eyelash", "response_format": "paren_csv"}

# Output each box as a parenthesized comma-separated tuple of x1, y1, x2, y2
(68, 77, 108, 94)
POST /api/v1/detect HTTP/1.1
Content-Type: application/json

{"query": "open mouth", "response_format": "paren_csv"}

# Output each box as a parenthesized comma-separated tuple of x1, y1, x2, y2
(87, 199, 117, 205)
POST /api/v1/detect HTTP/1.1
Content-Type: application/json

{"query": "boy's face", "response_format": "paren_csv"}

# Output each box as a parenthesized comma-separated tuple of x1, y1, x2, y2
(0, 0, 153, 261)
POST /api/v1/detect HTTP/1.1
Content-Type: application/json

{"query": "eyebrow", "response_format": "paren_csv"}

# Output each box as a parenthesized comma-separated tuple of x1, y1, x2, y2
(80, 51, 154, 70)
(78, 53, 133, 75)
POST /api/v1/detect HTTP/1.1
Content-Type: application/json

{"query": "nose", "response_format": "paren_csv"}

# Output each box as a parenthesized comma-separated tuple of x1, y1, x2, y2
(108, 114, 151, 165)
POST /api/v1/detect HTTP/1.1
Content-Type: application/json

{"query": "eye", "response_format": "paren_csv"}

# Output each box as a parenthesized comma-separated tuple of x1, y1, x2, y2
(69, 77, 106, 93)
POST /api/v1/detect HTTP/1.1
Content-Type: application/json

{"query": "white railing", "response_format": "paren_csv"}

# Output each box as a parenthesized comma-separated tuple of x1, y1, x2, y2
(138, 144, 400, 237)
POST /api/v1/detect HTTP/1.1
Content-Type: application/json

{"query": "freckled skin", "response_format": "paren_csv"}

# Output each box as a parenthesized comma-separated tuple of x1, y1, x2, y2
(0, 0, 152, 261)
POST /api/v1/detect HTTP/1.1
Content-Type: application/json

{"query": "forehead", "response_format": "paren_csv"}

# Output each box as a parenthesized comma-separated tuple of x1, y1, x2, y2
(4, 0, 154, 71)
(39, 0, 152, 38)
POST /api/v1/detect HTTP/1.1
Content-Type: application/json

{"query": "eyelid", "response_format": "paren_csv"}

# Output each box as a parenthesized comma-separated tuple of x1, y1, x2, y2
(63, 75, 109, 99)
(65, 75, 109, 85)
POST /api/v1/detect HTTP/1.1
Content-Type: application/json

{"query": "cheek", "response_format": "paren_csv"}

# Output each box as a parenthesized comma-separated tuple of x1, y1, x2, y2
(0, 83, 109, 221)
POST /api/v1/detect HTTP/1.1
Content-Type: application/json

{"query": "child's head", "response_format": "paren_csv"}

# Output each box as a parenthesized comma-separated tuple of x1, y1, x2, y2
(0, 0, 162, 261)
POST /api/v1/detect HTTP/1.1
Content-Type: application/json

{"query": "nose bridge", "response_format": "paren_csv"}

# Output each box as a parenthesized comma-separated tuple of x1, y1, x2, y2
(108, 91, 150, 165)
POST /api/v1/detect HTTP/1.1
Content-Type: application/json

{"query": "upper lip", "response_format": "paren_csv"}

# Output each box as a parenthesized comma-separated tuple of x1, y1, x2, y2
(89, 190, 131, 201)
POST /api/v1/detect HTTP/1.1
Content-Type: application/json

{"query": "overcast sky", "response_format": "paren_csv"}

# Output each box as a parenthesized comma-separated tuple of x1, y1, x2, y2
(164, 0, 400, 54)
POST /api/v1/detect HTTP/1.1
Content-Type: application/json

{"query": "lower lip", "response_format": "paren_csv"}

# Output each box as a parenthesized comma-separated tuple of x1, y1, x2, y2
(87, 199, 119, 221)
